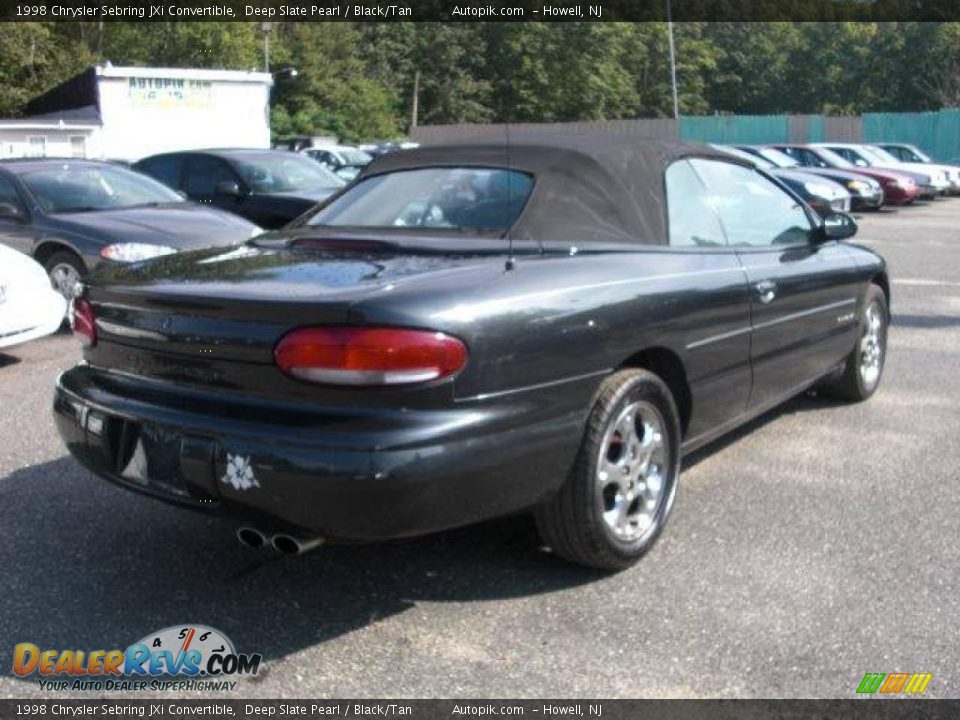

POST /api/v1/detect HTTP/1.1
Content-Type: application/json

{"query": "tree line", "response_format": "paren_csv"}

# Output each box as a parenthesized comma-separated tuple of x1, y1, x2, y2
(2, 22, 959, 141)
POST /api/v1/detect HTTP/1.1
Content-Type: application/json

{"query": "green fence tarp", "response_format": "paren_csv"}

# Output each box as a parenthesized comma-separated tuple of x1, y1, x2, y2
(806, 115, 825, 143)
(678, 110, 960, 160)
(679, 115, 790, 145)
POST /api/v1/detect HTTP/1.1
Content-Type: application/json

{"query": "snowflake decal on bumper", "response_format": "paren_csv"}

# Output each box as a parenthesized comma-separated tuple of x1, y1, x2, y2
(221, 453, 260, 491)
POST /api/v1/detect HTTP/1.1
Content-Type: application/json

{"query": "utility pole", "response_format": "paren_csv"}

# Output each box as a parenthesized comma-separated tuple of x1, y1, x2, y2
(410, 70, 420, 130)
(666, 3, 679, 119)
(261, 22, 272, 73)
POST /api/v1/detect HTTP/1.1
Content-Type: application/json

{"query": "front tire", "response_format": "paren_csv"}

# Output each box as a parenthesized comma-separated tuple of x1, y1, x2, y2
(535, 369, 681, 571)
(44, 250, 86, 302)
(821, 284, 888, 401)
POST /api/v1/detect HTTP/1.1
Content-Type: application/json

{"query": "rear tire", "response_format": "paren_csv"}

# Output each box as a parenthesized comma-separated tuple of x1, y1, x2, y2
(535, 369, 681, 571)
(821, 284, 888, 402)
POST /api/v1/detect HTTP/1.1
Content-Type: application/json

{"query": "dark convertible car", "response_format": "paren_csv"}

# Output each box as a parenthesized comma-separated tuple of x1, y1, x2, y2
(55, 136, 889, 570)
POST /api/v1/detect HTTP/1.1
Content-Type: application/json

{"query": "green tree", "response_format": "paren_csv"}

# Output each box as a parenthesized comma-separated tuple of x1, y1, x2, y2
(5, 20, 960, 132)
(894, 22, 960, 109)
(480, 23, 643, 122)
(0, 22, 93, 116)
(268, 22, 401, 141)
(54, 21, 261, 70)
(703, 22, 802, 113)
(622, 23, 719, 117)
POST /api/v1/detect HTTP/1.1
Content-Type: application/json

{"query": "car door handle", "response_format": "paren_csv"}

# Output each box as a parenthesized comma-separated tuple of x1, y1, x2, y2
(755, 280, 778, 304)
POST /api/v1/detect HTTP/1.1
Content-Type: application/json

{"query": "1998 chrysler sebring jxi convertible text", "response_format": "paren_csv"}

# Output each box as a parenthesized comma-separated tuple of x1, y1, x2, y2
(53, 135, 889, 570)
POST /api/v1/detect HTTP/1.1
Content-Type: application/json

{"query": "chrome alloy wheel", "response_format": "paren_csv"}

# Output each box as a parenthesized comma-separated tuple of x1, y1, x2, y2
(49, 262, 81, 300)
(859, 301, 885, 389)
(596, 400, 669, 543)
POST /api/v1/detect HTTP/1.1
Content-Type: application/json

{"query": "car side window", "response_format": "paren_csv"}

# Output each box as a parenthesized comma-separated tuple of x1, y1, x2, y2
(0, 174, 25, 215)
(664, 160, 727, 248)
(138, 155, 183, 189)
(798, 148, 823, 167)
(184, 156, 238, 197)
(778, 147, 801, 163)
(689, 159, 814, 248)
(830, 148, 863, 166)
(785, 148, 820, 168)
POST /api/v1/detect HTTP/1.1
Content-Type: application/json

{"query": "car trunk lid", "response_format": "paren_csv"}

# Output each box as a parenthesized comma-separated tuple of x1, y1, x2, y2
(83, 242, 497, 400)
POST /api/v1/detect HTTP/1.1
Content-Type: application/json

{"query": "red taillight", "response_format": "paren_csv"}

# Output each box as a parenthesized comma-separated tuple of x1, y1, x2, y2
(70, 298, 97, 347)
(274, 327, 467, 386)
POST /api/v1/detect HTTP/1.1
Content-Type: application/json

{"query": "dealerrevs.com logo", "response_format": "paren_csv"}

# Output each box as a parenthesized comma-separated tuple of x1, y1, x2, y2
(13, 625, 262, 692)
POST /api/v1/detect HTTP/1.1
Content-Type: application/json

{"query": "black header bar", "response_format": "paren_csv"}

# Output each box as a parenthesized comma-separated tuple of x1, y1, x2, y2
(4, 0, 960, 22)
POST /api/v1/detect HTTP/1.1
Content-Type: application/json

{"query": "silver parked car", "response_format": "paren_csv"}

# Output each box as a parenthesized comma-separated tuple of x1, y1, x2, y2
(877, 143, 960, 194)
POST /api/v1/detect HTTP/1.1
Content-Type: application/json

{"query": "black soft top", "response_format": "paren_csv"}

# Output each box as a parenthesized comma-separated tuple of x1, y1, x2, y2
(362, 132, 742, 246)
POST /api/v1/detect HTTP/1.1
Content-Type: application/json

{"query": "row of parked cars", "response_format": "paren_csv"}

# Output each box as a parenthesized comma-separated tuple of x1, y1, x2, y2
(0, 138, 951, 354)
(0, 143, 402, 349)
(718, 142, 960, 216)
(300, 141, 419, 181)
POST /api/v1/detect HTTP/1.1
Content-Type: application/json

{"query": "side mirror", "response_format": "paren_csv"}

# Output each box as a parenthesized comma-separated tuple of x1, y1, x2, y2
(820, 211, 858, 241)
(214, 180, 242, 197)
(0, 202, 25, 222)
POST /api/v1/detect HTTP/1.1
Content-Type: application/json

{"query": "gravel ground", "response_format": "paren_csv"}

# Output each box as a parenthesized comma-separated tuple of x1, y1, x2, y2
(0, 199, 958, 699)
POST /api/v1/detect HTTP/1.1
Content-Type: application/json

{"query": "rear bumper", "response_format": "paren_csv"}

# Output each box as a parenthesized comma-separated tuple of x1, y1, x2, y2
(0, 288, 66, 349)
(53, 364, 589, 540)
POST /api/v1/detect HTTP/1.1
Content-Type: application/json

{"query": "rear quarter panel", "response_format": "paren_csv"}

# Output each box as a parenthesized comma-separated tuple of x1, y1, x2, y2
(349, 249, 752, 440)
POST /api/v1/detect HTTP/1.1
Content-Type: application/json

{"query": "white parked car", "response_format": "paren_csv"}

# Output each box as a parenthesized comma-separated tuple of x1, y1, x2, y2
(876, 142, 960, 194)
(861, 144, 957, 194)
(301, 145, 372, 181)
(0, 245, 67, 350)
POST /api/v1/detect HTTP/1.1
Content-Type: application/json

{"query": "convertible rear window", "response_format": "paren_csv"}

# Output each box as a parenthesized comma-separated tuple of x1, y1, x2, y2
(307, 167, 534, 232)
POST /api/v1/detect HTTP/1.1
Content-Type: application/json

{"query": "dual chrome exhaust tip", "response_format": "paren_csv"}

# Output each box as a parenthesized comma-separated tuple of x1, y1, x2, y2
(236, 527, 325, 556)
(236, 527, 268, 549)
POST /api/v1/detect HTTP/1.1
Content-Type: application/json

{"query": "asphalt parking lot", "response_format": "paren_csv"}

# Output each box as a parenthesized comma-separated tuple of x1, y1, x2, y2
(1, 200, 959, 700)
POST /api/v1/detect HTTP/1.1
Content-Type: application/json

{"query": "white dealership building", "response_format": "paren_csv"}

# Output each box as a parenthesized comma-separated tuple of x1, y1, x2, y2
(0, 65, 273, 161)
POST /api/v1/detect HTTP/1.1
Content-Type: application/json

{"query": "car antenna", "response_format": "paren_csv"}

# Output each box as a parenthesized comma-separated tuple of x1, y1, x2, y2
(504, 122, 515, 272)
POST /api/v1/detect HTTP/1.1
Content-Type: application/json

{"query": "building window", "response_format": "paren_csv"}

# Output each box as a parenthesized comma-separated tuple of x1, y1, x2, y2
(26, 136, 47, 158)
(69, 136, 87, 158)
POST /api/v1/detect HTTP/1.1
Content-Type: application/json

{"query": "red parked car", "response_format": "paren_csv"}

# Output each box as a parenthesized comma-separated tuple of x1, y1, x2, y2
(772, 144, 921, 205)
